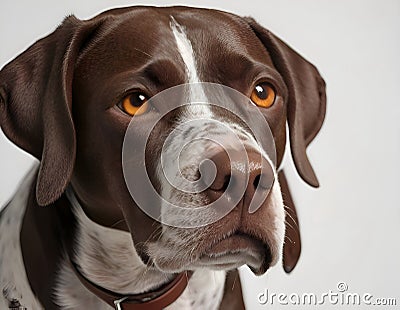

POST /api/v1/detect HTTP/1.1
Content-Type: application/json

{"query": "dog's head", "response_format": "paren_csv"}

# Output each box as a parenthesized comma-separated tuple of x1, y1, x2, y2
(0, 6, 325, 275)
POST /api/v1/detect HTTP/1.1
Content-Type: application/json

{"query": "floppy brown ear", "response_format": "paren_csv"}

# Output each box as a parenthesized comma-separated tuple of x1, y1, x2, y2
(245, 17, 326, 187)
(0, 16, 103, 206)
(278, 170, 301, 273)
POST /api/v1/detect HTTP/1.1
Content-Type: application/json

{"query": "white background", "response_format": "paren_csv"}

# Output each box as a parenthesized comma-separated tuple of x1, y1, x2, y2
(1, 0, 399, 309)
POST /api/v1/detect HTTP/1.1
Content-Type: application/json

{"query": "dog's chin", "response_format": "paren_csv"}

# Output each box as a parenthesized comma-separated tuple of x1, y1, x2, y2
(197, 233, 273, 275)
(150, 233, 273, 276)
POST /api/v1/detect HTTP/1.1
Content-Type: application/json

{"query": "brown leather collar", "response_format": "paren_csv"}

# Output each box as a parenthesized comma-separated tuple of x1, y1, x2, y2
(71, 260, 191, 310)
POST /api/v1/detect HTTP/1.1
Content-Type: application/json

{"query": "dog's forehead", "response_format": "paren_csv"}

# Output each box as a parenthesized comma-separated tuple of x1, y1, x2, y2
(76, 6, 275, 89)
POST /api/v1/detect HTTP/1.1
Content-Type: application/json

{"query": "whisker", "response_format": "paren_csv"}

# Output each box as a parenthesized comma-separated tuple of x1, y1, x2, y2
(232, 272, 238, 291)
(284, 235, 294, 244)
(110, 218, 127, 228)
(284, 220, 295, 231)
(283, 208, 299, 230)
(133, 47, 153, 58)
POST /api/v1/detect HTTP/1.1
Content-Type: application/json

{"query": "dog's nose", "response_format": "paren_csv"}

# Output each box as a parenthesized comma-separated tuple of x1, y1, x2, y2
(199, 147, 275, 206)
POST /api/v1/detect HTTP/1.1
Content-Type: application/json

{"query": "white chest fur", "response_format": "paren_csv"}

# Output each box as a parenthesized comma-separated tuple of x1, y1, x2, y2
(166, 269, 226, 310)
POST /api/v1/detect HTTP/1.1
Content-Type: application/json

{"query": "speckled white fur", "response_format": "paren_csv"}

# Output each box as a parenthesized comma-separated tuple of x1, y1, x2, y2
(0, 164, 42, 309)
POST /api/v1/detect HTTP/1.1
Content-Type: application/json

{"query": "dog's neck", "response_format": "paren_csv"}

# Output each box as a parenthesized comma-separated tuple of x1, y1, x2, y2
(55, 188, 226, 309)
(65, 187, 175, 294)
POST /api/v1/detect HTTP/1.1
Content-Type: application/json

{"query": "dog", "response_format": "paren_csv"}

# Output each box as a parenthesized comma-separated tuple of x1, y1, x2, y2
(0, 6, 326, 310)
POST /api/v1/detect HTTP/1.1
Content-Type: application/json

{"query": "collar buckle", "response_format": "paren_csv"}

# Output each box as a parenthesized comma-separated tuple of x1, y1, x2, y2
(114, 297, 128, 310)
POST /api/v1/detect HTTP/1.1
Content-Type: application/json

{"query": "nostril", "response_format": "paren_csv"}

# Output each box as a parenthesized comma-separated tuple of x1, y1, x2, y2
(221, 174, 231, 191)
(206, 173, 231, 192)
(199, 158, 231, 191)
(256, 172, 275, 190)
(253, 174, 261, 189)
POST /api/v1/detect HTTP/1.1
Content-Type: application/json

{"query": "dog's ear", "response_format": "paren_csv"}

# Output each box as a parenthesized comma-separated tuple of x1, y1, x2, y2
(278, 170, 301, 273)
(244, 17, 326, 187)
(0, 16, 103, 206)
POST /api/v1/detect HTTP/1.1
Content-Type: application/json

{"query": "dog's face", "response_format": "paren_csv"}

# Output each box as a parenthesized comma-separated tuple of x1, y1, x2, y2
(0, 6, 326, 275)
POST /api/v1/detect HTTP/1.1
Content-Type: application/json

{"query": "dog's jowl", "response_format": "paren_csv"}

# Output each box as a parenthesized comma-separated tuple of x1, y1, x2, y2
(0, 6, 326, 310)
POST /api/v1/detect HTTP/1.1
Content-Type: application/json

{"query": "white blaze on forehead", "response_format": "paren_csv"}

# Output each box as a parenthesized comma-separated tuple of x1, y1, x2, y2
(170, 16, 201, 85)
(170, 16, 212, 118)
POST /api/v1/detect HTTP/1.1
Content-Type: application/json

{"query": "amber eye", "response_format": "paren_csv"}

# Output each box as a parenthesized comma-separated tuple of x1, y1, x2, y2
(119, 92, 149, 116)
(250, 83, 276, 108)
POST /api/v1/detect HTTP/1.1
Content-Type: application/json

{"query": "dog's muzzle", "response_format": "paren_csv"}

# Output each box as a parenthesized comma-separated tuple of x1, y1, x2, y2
(122, 82, 277, 228)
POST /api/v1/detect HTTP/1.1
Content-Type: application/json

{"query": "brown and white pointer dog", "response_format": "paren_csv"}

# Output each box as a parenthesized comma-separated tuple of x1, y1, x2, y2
(0, 6, 326, 310)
